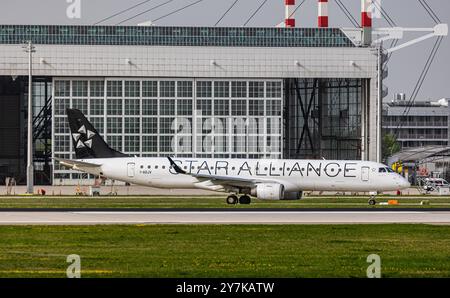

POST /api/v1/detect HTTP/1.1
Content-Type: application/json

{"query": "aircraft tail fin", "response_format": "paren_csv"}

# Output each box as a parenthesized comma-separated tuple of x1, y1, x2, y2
(66, 108, 128, 159)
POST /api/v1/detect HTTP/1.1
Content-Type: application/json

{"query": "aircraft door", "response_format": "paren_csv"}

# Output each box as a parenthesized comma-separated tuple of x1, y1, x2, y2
(127, 163, 135, 178)
(361, 166, 370, 182)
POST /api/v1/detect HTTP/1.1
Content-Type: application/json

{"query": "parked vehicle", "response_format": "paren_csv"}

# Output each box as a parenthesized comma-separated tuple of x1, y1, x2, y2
(418, 177, 450, 194)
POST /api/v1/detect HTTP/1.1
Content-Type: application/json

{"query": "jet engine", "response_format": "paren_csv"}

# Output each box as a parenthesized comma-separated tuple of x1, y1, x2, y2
(251, 183, 285, 200)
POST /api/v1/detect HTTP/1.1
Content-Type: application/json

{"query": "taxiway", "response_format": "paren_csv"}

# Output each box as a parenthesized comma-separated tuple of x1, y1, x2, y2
(0, 210, 449, 225)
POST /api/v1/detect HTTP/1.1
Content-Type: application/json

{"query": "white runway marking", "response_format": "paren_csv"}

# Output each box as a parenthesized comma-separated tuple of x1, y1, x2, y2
(0, 211, 449, 225)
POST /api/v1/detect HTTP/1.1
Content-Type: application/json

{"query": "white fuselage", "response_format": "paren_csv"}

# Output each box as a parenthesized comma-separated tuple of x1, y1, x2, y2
(73, 157, 410, 193)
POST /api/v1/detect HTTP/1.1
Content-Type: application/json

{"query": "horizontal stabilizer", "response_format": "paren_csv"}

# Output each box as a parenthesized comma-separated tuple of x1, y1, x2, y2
(54, 157, 102, 169)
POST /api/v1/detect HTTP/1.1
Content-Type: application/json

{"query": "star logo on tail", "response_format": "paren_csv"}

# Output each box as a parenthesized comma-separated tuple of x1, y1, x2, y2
(72, 120, 96, 149)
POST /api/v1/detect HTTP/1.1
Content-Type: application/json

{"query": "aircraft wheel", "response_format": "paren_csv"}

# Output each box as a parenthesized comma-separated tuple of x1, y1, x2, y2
(368, 198, 376, 206)
(226, 195, 238, 205)
(239, 195, 251, 205)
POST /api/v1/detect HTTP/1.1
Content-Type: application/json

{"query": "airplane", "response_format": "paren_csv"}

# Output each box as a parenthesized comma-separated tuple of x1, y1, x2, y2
(55, 109, 411, 205)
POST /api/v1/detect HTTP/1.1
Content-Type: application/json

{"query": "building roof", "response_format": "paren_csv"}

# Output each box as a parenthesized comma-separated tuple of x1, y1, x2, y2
(384, 100, 449, 116)
(386, 98, 449, 108)
(0, 25, 356, 48)
(388, 146, 450, 164)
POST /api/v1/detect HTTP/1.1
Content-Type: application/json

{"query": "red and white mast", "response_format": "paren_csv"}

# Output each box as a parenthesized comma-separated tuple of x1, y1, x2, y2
(361, 0, 373, 45)
(285, 0, 295, 27)
(361, 0, 372, 28)
(318, 0, 328, 28)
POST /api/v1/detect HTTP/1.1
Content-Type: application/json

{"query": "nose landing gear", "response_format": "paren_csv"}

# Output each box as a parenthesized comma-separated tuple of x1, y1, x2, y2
(368, 191, 377, 206)
(226, 194, 251, 205)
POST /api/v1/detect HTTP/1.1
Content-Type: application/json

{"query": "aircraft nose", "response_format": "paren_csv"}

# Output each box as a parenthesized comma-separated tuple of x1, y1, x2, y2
(400, 177, 410, 189)
(394, 175, 410, 189)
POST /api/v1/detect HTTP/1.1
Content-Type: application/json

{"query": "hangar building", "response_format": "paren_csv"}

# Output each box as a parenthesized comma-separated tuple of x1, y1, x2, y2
(0, 24, 382, 185)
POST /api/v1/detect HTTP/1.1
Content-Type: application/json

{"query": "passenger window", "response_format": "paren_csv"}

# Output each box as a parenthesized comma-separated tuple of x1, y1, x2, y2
(379, 168, 386, 173)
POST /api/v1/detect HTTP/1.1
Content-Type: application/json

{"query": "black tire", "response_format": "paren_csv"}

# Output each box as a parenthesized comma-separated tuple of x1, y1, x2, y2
(239, 195, 251, 205)
(226, 195, 238, 205)
(368, 198, 376, 206)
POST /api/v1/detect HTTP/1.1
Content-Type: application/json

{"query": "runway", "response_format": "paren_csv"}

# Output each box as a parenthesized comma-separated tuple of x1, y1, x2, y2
(0, 210, 449, 225)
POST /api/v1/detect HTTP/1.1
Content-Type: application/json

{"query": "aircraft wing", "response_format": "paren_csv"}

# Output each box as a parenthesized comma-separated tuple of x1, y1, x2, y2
(193, 173, 262, 188)
(54, 158, 102, 169)
(167, 157, 277, 189)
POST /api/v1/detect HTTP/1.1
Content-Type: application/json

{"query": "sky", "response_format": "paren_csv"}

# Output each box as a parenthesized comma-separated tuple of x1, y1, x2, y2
(1, 0, 449, 101)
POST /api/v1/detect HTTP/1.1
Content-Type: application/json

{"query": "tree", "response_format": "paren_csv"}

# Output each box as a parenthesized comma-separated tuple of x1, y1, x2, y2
(382, 133, 400, 161)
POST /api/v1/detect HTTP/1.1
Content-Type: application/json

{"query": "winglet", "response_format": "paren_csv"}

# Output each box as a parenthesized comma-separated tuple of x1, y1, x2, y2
(167, 157, 186, 174)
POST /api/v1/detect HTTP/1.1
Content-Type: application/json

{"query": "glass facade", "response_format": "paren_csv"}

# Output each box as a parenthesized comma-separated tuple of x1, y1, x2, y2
(284, 78, 363, 160)
(52, 78, 283, 182)
(0, 25, 355, 47)
(30, 80, 53, 184)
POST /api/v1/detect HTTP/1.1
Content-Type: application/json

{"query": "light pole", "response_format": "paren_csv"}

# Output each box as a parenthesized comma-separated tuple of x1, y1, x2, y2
(23, 41, 35, 194)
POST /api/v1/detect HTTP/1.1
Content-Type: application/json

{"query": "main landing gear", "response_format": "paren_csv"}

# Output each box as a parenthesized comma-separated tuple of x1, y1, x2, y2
(368, 195, 377, 206)
(226, 194, 251, 205)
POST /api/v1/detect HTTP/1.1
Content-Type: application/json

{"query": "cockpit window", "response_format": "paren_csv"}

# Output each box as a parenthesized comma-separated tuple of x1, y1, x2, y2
(386, 167, 395, 173)
(379, 168, 386, 173)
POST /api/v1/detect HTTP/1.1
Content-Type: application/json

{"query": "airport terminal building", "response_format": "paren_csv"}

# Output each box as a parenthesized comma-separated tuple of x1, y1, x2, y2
(0, 25, 382, 185)
(383, 98, 450, 150)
